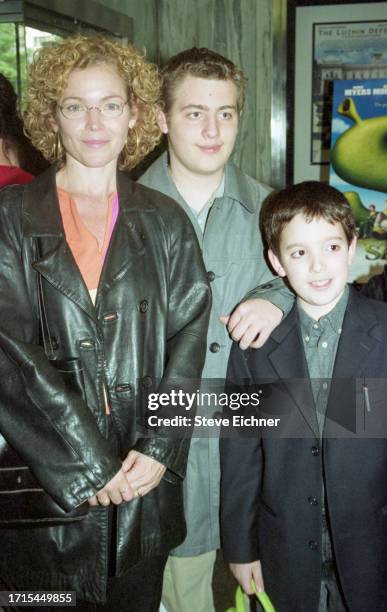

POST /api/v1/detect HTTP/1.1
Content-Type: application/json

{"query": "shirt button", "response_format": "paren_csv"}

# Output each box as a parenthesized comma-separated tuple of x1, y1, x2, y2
(321, 341, 328, 349)
(207, 270, 215, 282)
(322, 382, 328, 390)
(305, 335, 310, 342)
(311, 446, 320, 456)
(139, 300, 148, 313)
(308, 540, 318, 550)
(313, 323, 319, 329)
(210, 342, 220, 353)
(308, 496, 318, 506)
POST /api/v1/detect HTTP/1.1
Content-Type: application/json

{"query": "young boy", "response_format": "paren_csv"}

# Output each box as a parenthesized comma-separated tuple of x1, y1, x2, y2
(139, 48, 292, 612)
(220, 181, 387, 612)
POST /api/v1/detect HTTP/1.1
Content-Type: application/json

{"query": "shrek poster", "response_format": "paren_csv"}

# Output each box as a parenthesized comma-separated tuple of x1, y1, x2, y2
(329, 77, 387, 282)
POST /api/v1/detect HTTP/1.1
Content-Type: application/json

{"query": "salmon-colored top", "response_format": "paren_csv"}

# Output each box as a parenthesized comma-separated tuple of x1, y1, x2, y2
(57, 188, 119, 297)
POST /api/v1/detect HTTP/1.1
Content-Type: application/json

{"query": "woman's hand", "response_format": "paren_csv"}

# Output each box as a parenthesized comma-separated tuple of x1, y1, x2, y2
(88, 468, 135, 506)
(122, 450, 166, 498)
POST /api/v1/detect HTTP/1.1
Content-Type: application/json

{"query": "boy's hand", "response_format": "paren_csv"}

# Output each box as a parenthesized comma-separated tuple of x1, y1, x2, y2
(220, 299, 283, 350)
(229, 560, 265, 595)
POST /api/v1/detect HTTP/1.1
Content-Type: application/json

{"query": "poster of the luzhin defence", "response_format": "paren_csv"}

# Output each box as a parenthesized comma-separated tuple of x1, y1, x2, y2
(329, 77, 387, 282)
(312, 20, 387, 167)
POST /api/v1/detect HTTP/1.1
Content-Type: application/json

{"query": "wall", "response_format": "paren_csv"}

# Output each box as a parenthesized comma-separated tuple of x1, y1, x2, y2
(156, 0, 274, 184)
(95, 0, 276, 184)
(97, 0, 158, 59)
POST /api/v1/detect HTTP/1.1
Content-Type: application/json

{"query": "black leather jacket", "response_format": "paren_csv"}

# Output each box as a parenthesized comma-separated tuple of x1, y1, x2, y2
(0, 165, 211, 601)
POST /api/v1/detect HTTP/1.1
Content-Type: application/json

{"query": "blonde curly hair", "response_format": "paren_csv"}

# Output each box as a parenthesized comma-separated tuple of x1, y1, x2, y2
(23, 35, 162, 170)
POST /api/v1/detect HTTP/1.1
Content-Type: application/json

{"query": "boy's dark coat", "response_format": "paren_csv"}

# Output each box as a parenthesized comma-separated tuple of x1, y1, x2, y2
(221, 288, 387, 612)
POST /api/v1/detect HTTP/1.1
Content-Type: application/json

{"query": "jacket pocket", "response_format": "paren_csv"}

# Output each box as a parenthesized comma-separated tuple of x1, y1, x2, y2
(51, 357, 86, 401)
(0, 444, 88, 526)
(0, 357, 88, 526)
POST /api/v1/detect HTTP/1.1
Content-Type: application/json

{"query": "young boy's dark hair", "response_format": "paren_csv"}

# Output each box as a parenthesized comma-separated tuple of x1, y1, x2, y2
(260, 181, 357, 257)
(160, 47, 247, 114)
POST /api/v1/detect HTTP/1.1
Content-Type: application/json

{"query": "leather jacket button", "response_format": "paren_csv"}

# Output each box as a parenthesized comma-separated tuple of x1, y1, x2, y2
(311, 446, 320, 456)
(210, 342, 220, 353)
(115, 383, 132, 393)
(139, 300, 148, 313)
(79, 338, 95, 349)
(308, 496, 318, 506)
(308, 540, 318, 550)
(103, 312, 118, 323)
(207, 270, 215, 282)
(142, 376, 153, 388)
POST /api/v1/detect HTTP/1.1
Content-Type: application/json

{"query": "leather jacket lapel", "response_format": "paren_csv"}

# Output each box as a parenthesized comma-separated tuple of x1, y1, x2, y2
(23, 165, 96, 321)
(33, 238, 97, 321)
(96, 172, 153, 302)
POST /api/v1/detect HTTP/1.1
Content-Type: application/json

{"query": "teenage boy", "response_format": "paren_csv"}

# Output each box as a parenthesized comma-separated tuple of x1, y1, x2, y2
(220, 181, 387, 612)
(139, 48, 291, 612)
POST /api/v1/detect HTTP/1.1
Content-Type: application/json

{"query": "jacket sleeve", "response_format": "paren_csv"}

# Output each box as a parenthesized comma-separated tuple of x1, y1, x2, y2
(243, 276, 296, 316)
(133, 206, 212, 479)
(0, 187, 121, 511)
(220, 344, 262, 563)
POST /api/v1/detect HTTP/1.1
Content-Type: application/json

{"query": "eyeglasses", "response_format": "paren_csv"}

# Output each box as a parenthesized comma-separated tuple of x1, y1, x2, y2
(59, 100, 129, 120)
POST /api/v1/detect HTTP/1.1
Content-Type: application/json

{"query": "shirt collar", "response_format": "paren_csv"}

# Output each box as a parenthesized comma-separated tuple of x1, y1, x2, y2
(223, 161, 256, 213)
(159, 151, 257, 214)
(298, 284, 349, 337)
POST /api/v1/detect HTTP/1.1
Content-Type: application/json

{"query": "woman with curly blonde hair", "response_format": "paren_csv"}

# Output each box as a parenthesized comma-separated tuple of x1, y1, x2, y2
(0, 35, 210, 611)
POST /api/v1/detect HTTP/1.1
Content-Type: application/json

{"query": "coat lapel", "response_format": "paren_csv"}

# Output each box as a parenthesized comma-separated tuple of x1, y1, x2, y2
(325, 288, 380, 435)
(331, 288, 379, 379)
(23, 167, 155, 319)
(95, 172, 153, 304)
(24, 165, 97, 321)
(268, 305, 320, 439)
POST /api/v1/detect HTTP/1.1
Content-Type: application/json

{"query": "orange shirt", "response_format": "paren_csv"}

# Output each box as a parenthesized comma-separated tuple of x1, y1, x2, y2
(57, 189, 119, 299)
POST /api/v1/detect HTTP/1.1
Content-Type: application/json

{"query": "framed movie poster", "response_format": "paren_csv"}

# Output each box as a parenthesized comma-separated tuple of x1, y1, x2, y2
(294, 2, 387, 183)
(329, 77, 387, 282)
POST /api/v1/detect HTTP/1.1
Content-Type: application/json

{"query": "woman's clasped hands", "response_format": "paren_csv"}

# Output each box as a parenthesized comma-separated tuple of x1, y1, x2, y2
(88, 450, 166, 506)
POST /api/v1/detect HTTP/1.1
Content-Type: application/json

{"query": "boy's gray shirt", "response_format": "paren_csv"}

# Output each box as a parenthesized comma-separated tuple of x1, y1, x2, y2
(139, 151, 294, 555)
